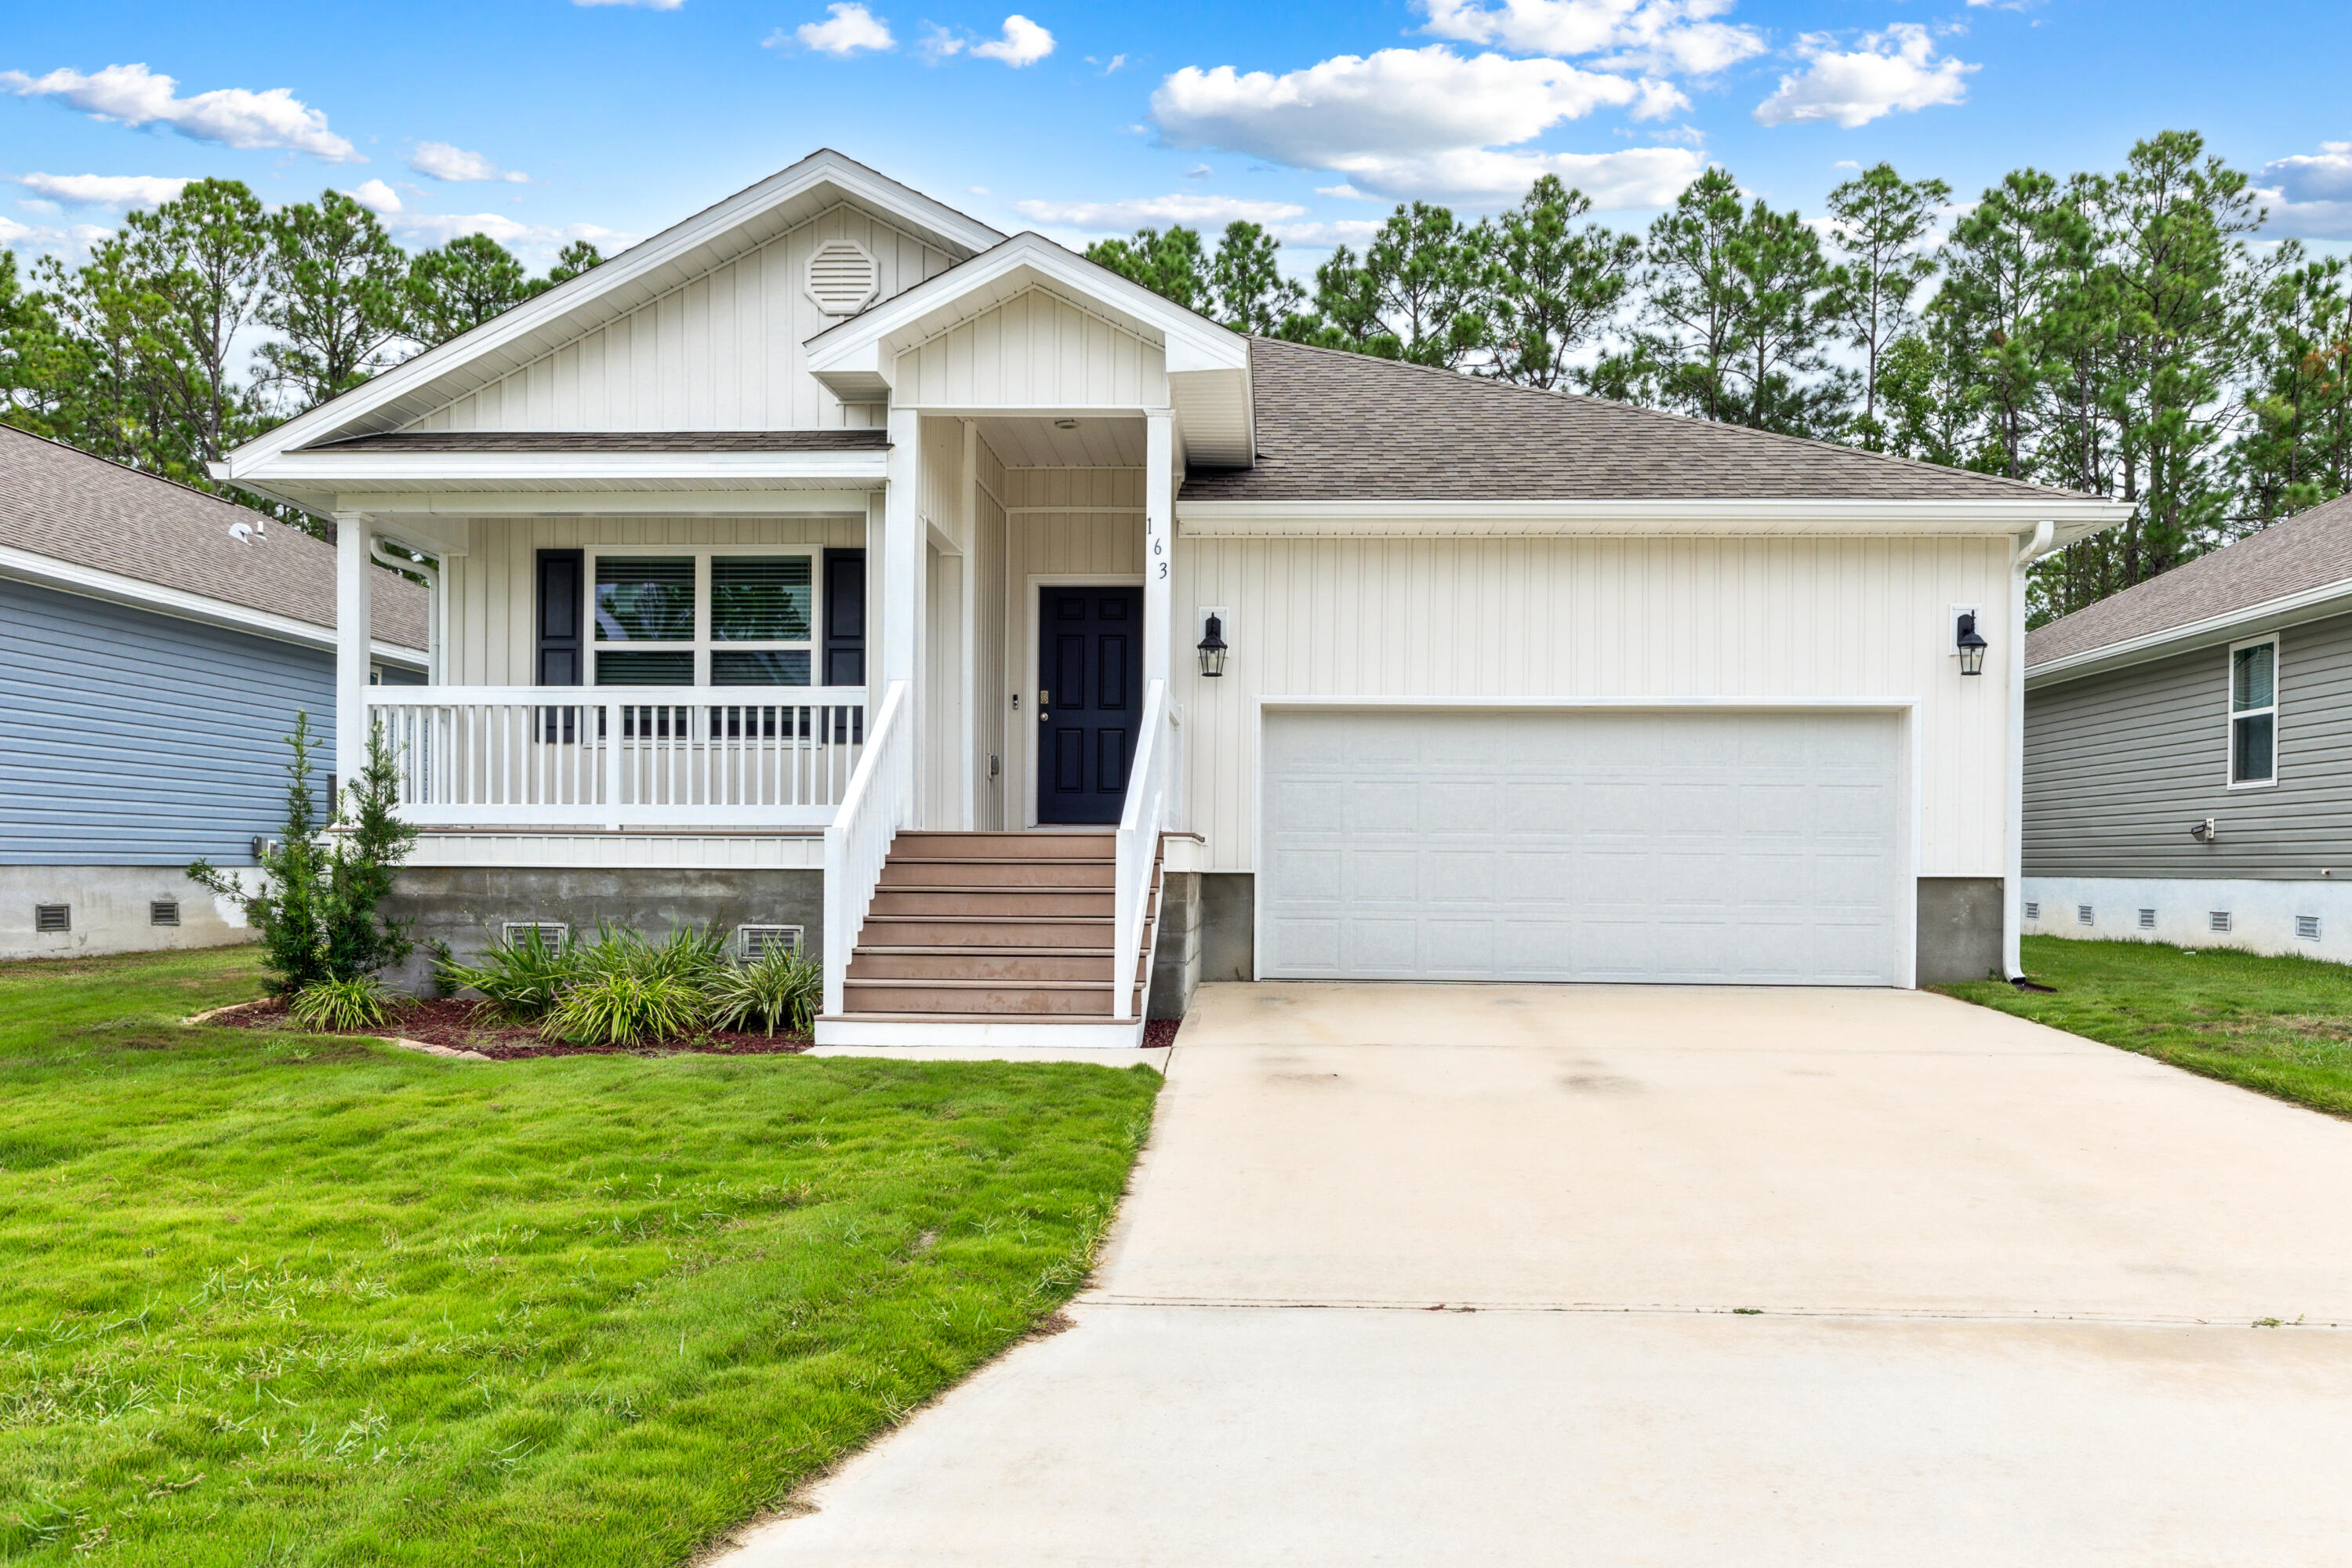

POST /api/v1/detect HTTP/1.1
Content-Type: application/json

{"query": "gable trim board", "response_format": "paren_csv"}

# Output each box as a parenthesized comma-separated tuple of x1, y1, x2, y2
(0, 543, 425, 670)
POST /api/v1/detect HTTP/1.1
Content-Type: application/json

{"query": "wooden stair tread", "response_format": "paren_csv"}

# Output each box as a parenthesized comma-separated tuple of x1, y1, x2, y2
(819, 1013, 1142, 1026)
(854, 945, 1116, 956)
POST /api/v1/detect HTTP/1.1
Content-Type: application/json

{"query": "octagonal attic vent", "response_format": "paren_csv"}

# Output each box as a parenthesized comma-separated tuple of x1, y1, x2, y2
(806, 241, 879, 316)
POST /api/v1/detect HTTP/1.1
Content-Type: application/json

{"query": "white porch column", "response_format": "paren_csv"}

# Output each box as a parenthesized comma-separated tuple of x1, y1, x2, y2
(883, 406, 924, 807)
(332, 510, 373, 808)
(1144, 410, 1174, 689)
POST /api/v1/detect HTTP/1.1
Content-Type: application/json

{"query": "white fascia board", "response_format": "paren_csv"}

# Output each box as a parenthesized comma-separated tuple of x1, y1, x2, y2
(225, 152, 1002, 470)
(0, 543, 426, 666)
(2025, 577, 2352, 689)
(255, 449, 891, 486)
(336, 488, 881, 517)
(804, 234, 1250, 378)
(1176, 497, 2136, 535)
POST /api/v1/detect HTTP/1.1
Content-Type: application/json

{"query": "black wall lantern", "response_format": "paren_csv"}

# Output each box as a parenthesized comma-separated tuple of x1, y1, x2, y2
(1196, 613, 1229, 678)
(1955, 611, 1987, 676)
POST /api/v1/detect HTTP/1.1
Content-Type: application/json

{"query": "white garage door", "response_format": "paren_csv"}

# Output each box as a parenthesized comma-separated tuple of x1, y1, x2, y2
(1260, 707, 1907, 985)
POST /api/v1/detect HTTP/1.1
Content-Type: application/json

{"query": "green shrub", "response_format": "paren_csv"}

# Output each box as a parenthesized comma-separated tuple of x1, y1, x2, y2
(574, 923, 730, 988)
(545, 968, 708, 1047)
(440, 925, 579, 1022)
(289, 975, 403, 1033)
(706, 946, 823, 1037)
(187, 713, 419, 994)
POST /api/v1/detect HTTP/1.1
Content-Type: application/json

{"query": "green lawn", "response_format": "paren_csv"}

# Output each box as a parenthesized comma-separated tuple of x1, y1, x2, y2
(1941, 934, 2352, 1119)
(0, 946, 1160, 1566)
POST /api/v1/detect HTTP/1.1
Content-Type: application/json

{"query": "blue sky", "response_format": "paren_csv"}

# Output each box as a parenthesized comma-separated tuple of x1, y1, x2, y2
(4, 0, 2349, 274)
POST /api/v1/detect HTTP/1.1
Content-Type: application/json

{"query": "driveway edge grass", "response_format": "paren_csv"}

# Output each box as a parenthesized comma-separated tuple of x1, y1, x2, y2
(1937, 935, 2352, 1120)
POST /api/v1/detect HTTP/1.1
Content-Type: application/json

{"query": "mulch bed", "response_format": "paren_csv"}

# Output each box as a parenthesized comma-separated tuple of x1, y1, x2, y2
(212, 996, 812, 1058)
(211, 997, 1181, 1057)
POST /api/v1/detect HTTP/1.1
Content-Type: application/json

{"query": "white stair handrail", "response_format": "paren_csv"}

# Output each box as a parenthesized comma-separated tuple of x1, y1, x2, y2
(822, 681, 912, 1018)
(1111, 679, 1176, 1022)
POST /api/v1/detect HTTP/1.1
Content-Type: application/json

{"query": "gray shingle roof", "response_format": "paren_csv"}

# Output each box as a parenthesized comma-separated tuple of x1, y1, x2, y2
(2027, 492, 2352, 670)
(1179, 337, 2090, 505)
(304, 430, 890, 453)
(0, 423, 427, 651)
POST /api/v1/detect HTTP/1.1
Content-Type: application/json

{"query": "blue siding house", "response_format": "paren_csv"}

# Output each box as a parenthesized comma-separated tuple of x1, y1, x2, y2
(1, 425, 427, 958)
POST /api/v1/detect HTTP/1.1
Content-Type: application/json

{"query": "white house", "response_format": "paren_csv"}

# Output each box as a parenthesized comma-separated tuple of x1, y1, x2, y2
(216, 150, 2130, 1044)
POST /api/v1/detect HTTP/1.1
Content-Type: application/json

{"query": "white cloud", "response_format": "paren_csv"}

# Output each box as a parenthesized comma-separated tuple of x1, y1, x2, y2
(1012, 193, 1309, 234)
(1316, 183, 1371, 199)
(1153, 47, 1639, 169)
(2251, 153, 2352, 241)
(1752, 25, 1976, 129)
(408, 141, 528, 183)
(1266, 218, 1386, 248)
(1150, 45, 1703, 207)
(1341, 143, 1705, 205)
(347, 179, 403, 214)
(0, 62, 360, 162)
(2265, 141, 2352, 204)
(1420, 0, 1764, 76)
(972, 14, 1054, 66)
(787, 3, 895, 56)
(16, 172, 191, 207)
(383, 212, 638, 255)
(1629, 76, 1688, 119)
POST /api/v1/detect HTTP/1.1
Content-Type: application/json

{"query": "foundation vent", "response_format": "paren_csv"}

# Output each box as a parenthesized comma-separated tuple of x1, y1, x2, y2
(2209, 910, 2233, 934)
(2138, 908, 2156, 930)
(501, 921, 570, 950)
(806, 241, 879, 316)
(2077, 904, 2094, 926)
(34, 903, 69, 934)
(151, 900, 180, 927)
(2022, 901, 2039, 921)
(737, 924, 804, 961)
(2298, 915, 2321, 942)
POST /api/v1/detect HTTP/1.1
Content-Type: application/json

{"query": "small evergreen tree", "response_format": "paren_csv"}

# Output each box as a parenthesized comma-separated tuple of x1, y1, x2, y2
(189, 713, 418, 993)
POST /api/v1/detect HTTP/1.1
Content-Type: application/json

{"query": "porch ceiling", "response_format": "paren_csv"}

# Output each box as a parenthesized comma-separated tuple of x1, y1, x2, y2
(974, 416, 1145, 468)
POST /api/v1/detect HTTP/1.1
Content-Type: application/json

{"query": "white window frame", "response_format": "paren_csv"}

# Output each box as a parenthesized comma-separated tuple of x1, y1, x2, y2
(2226, 633, 2280, 789)
(586, 548, 821, 689)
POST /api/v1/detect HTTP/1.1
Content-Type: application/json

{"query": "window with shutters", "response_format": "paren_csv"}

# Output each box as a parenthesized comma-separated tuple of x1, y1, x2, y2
(585, 552, 821, 688)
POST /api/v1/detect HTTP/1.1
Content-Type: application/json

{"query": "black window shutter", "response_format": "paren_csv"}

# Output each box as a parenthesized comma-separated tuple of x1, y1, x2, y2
(822, 549, 866, 688)
(537, 550, 583, 686)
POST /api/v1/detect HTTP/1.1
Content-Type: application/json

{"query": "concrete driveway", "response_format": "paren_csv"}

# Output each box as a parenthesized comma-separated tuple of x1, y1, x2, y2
(723, 982, 2352, 1566)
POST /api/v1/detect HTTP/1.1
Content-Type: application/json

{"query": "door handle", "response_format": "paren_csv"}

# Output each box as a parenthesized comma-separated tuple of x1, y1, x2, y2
(1039, 688, 1050, 722)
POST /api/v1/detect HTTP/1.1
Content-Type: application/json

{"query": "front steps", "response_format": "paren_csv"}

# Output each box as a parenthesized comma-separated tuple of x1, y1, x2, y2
(816, 830, 1159, 1047)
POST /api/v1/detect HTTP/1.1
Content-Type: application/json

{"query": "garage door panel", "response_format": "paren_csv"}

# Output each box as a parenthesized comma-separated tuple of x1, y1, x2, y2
(1261, 709, 1906, 986)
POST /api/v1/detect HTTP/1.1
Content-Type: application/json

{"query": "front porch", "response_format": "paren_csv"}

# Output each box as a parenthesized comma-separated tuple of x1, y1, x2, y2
(325, 410, 1187, 1044)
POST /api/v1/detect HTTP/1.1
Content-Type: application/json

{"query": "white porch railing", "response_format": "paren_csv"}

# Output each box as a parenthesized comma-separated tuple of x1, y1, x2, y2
(1112, 679, 1178, 1022)
(365, 685, 867, 826)
(821, 681, 911, 1018)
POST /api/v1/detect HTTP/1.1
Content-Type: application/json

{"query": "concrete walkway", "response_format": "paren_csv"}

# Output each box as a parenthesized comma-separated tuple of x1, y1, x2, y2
(720, 982, 2352, 1566)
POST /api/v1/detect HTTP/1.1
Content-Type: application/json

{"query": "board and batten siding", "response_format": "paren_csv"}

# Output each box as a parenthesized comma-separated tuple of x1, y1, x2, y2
(408, 204, 956, 433)
(1, 574, 334, 865)
(1170, 533, 2015, 877)
(1000, 467, 1145, 826)
(894, 289, 1167, 411)
(2025, 610, 2352, 879)
(444, 514, 868, 686)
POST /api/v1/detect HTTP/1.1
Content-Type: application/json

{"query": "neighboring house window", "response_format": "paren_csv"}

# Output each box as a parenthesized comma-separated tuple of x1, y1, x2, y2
(589, 553, 816, 688)
(2229, 637, 2278, 786)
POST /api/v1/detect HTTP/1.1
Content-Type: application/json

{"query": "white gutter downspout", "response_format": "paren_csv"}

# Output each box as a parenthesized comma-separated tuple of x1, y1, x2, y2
(370, 538, 441, 684)
(2006, 520, 2058, 980)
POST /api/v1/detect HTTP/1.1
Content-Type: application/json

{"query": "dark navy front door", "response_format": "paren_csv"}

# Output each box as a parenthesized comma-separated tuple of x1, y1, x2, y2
(1037, 585, 1143, 824)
